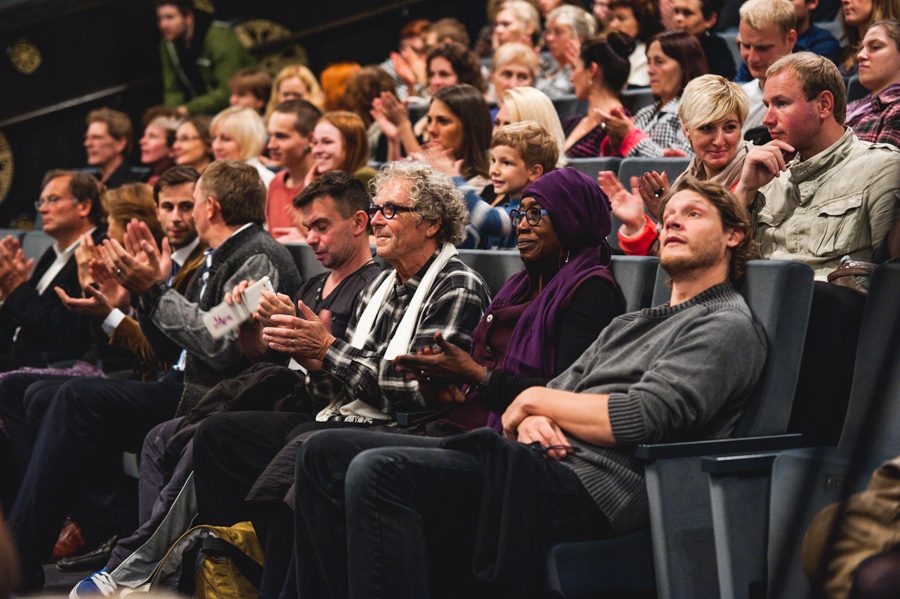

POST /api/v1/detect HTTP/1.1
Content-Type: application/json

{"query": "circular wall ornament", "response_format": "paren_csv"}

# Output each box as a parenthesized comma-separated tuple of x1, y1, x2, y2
(8, 39, 41, 75)
(234, 19, 309, 74)
(0, 132, 13, 205)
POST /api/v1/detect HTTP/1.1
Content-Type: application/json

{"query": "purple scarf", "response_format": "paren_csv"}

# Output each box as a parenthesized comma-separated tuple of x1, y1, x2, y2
(470, 168, 617, 379)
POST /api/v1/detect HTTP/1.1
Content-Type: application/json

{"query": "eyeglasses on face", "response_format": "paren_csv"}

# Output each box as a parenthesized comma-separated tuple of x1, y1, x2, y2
(367, 201, 417, 220)
(34, 195, 76, 210)
(509, 207, 549, 227)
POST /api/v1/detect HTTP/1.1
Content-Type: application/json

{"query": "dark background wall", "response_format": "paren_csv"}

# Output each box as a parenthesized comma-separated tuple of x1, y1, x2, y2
(0, 0, 487, 227)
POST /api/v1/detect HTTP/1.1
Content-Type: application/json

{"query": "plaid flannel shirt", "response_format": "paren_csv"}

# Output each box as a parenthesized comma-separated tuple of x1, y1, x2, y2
(317, 252, 490, 419)
(847, 84, 900, 149)
(628, 98, 693, 158)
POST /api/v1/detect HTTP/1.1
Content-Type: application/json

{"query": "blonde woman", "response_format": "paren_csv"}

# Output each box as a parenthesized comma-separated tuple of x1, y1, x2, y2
(489, 42, 541, 110)
(495, 86, 568, 167)
(210, 106, 275, 189)
(599, 74, 750, 255)
(265, 64, 325, 117)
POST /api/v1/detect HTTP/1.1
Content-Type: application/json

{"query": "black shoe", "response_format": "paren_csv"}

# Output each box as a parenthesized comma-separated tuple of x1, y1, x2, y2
(56, 535, 117, 572)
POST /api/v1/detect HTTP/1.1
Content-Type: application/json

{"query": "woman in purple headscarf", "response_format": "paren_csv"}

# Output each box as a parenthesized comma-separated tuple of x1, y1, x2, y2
(395, 167, 626, 427)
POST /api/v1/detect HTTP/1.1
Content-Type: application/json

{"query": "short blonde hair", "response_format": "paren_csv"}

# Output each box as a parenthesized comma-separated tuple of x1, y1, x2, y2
(493, 42, 541, 77)
(739, 0, 797, 37)
(766, 52, 847, 124)
(492, 121, 559, 173)
(210, 106, 267, 161)
(501, 87, 568, 167)
(679, 75, 749, 131)
(547, 5, 598, 41)
(498, 0, 541, 36)
(266, 64, 325, 117)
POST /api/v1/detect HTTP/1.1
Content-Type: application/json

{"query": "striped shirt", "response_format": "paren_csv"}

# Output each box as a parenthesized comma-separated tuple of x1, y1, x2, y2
(319, 252, 491, 419)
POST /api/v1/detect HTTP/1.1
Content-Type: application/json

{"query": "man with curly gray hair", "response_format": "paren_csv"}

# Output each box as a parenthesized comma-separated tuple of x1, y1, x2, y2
(370, 160, 468, 248)
(279, 160, 490, 422)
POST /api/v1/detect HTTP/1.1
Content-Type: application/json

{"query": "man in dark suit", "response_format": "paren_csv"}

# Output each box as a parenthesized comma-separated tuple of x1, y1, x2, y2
(0, 170, 105, 370)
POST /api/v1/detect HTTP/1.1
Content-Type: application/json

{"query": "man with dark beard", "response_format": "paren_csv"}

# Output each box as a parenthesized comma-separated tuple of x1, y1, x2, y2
(288, 176, 771, 598)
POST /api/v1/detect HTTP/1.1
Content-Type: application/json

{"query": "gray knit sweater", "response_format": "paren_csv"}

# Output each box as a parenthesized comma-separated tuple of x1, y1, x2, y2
(548, 282, 767, 532)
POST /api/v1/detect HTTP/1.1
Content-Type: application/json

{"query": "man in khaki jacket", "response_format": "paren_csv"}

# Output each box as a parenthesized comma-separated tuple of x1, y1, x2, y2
(735, 52, 899, 280)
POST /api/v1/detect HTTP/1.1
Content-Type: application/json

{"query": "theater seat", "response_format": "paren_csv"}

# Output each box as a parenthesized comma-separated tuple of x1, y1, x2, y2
(609, 255, 658, 312)
(22, 231, 54, 260)
(566, 157, 622, 181)
(617, 157, 691, 189)
(552, 94, 588, 121)
(546, 260, 815, 599)
(622, 88, 656, 113)
(456, 249, 522, 296)
(285, 242, 329, 280)
(703, 263, 900, 599)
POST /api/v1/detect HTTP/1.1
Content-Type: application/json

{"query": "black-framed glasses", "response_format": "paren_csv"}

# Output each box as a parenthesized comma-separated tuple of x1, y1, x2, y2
(367, 201, 417, 220)
(509, 207, 549, 227)
(34, 194, 76, 210)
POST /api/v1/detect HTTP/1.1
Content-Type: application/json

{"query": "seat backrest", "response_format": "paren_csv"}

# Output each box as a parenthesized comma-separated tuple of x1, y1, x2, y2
(719, 29, 742, 71)
(552, 94, 588, 121)
(651, 261, 671, 306)
(284, 243, 329, 280)
(653, 260, 815, 435)
(22, 231, 54, 260)
(566, 157, 622, 181)
(457, 249, 523, 296)
(838, 263, 900, 455)
(610, 255, 658, 312)
(618, 157, 691, 188)
(622, 89, 656, 114)
(0, 229, 24, 244)
(845, 75, 868, 103)
(733, 261, 814, 436)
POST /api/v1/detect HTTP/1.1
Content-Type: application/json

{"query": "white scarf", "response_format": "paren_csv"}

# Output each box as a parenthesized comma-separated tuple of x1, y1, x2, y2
(316, 243, 459, 421)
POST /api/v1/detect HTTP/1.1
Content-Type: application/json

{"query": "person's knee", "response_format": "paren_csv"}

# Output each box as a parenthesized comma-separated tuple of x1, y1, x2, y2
(345, 448, 407, 503)
(23, 382, 57, 429)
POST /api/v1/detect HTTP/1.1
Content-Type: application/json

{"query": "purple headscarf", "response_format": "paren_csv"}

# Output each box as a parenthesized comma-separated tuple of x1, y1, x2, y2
(470, 167, 618, 379)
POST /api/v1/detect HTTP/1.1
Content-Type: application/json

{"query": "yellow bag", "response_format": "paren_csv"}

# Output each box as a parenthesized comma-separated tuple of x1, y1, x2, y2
(148, 521, 264, 599)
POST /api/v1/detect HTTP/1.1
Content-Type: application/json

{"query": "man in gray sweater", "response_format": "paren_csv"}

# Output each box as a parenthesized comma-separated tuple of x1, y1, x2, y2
(286, 176, 769, 598)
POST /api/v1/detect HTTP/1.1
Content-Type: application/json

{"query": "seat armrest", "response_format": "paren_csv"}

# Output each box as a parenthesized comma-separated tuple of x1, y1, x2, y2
(700, 453, 779, 476)
(395, 409, 441, 427)
(633, 433, 803, 461)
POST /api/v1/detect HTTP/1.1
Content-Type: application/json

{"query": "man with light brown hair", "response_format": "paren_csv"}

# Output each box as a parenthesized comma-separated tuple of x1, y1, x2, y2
(737, 0, 797, 132)
(84, 108, 144, 188)
(735, 52, 899, 279)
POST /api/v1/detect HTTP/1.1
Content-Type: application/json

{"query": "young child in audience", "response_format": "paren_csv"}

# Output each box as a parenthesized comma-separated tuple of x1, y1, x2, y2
(227, 67, 272, 114)
(477, 121, 559, 249)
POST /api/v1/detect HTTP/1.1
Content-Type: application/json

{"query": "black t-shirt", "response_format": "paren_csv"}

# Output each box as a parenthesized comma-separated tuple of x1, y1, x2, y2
(292, 262, 383, 341)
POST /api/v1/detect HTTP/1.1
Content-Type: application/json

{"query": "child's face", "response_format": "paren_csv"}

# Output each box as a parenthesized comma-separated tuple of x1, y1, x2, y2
(229, 89, 265, 113)
(489, 144, 538, 196)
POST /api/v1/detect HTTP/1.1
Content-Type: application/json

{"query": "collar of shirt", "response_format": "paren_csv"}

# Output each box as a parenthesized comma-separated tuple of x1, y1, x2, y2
(873, 83, 900, 112)
(53, 226, 97, 258)
(170, 236, 200, 268)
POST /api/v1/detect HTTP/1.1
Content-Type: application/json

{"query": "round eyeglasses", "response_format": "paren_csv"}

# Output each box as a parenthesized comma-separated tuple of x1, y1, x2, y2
(509, 207, 549, 227)
(367, 201, 417, 220)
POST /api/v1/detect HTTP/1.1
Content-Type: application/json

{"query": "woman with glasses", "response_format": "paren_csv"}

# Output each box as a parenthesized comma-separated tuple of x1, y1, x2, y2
(172, 116, 213, 175)
(395, 167, 625, 430)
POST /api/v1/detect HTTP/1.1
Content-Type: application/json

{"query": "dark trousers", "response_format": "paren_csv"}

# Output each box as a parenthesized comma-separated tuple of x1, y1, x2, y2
(8, 373, 183, 590)
(0, 373, 71, 482)
(193, 411, 310, 526)
(106, 416, 193, 571)
(293, 428, 612, 599)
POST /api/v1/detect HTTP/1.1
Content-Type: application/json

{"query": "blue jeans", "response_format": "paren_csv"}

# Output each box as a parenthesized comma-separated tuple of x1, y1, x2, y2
(293, 428, 612, 599)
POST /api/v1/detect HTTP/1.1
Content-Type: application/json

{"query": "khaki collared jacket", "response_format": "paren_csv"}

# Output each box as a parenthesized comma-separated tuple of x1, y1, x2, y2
(755, 128, 900, 280)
